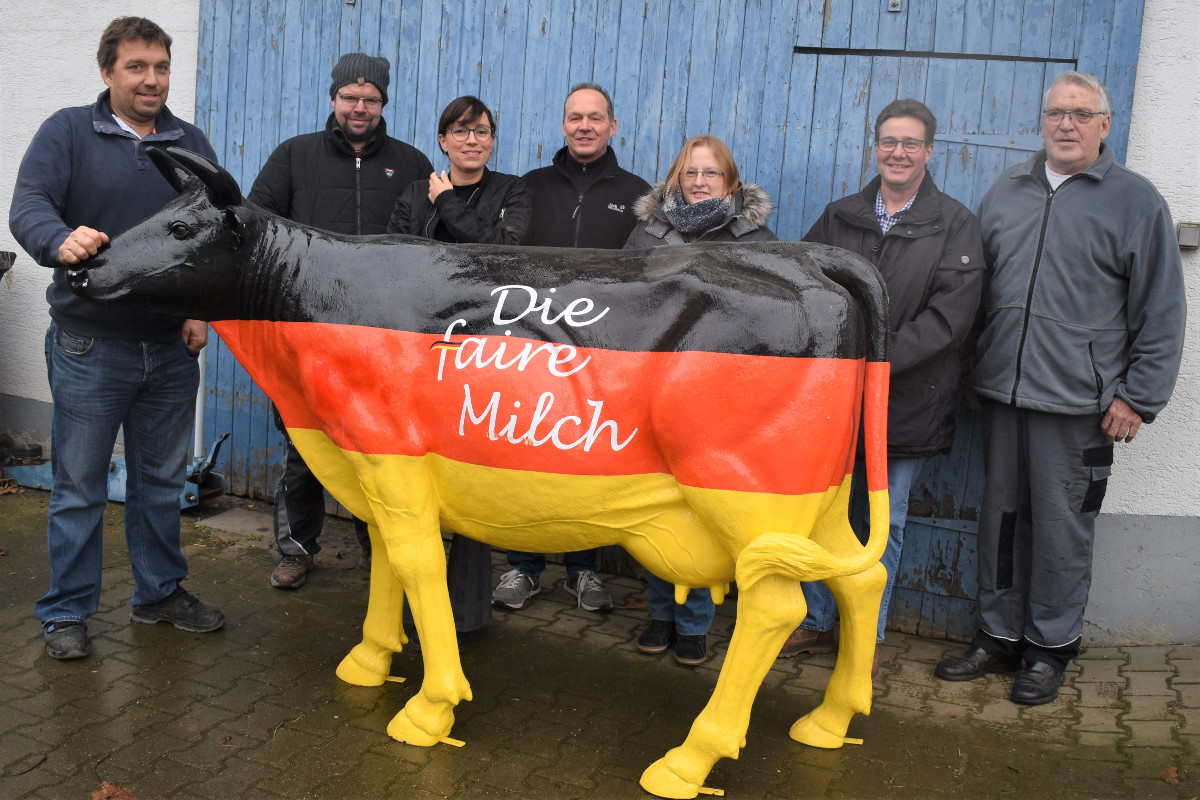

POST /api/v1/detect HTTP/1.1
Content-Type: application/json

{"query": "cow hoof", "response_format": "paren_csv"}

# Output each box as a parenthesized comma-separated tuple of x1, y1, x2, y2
(640, 758, 700, 799)
(387, 710, 442, 747)
(789, 712, 849, 749)
(335, 645, 389, 687)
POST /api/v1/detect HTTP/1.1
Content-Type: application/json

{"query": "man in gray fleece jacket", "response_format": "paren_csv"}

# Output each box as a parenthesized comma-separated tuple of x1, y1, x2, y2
(935, 71, 1186, 705)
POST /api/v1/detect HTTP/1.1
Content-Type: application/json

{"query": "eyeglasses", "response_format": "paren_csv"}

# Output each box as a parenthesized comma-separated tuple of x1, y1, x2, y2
(336, 92, 383, 109)
(876, 138, 927, 153)
(681, 168, 724, 181)
(447, 126, 495, 142)
(1043, 109, 1107, 125)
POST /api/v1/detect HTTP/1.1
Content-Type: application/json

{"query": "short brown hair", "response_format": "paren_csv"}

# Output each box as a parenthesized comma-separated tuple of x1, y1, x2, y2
(874, 98, 937, 145)
(664, 135, 741, 195)
(97, 17, 172, 72)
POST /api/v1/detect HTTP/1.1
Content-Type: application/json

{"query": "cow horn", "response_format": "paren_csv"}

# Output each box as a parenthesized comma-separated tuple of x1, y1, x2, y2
(165, 146, 244, 209)
(146, 146, 194, 195)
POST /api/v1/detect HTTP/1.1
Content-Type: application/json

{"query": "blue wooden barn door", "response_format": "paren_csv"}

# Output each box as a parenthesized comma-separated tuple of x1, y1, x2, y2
(778, 0, 1145, 640)
(193, 0, 1145, 636)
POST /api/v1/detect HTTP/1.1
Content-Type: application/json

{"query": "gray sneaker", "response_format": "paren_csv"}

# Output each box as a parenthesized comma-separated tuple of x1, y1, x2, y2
(565, 569, 613, 612)
(492, 569, 540, 610)
(44, 621, 90, 660)
(131, 586, 225, 632)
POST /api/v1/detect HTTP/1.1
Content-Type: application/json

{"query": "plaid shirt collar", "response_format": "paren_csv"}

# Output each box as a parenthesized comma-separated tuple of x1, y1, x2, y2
(875, 188, 917, 234)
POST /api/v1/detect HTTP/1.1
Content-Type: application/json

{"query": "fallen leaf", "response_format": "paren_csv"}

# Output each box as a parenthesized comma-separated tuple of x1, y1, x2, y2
(1159, 765, 1178, 785)
(91, 780, 134, 800)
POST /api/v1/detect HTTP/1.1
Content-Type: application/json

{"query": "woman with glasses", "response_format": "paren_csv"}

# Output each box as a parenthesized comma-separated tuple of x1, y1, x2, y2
(387, 96, 531, 651)
(388, 96, 531, 244)
(623, 134, 776, 249)
(623, 135, 776, 666)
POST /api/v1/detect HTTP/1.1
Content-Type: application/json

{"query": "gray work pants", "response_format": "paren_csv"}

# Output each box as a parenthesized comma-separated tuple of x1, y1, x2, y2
(974, 401, 1113, 667)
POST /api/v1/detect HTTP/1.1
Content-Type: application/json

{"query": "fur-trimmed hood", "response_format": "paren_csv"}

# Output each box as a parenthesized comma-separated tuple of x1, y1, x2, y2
(632, 180, 774, 227)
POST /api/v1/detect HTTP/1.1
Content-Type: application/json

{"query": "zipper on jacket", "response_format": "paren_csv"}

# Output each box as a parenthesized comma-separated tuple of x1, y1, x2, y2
(425, 185, 483, 242)
(354, 154, 363, 235)
(572, 174, 615, 247)
(1010, 184, 1057, 404)
(1088, 341, 1104, 400)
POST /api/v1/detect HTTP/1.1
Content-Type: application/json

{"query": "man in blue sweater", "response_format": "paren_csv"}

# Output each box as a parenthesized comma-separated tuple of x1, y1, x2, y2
(9, 17, 225, 661)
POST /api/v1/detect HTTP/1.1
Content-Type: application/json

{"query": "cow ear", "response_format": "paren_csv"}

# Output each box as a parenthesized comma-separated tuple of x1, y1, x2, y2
(224, 206, 252, 249)
(147, 146, 196, 195)
(166, 147, 243, 210)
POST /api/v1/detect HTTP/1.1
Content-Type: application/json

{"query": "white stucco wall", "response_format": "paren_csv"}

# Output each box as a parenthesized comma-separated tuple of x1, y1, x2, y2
(0, 0, 201, 405)
(1112, 0, 1200, 517)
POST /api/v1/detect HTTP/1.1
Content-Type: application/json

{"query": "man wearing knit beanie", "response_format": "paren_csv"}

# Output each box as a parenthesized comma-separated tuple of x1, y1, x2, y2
(248, 53, 432, 590)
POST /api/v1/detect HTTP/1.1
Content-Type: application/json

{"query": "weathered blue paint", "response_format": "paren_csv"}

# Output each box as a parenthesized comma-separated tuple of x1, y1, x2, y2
(194, 0, 1147, 632)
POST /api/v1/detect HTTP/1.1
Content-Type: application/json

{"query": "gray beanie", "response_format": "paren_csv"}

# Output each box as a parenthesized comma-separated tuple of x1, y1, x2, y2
(330, 53, 390, 105)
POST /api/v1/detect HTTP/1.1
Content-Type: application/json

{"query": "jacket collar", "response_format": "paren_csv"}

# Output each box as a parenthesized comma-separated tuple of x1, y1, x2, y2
(633, 182, 773, 240)
(90, 89, 184, 140)
(1016, 142, 1115, 184)
(552, 145, 621, 180)
(838, 172, 942, 229)
(325, 112, 389, 157)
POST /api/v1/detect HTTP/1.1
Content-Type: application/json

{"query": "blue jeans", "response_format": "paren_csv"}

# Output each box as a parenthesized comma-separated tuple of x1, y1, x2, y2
(36, 323, 199, 626)
(646, 572, 714, 636)
(507, 548, 597, 579)
(800, 456, 925, 643)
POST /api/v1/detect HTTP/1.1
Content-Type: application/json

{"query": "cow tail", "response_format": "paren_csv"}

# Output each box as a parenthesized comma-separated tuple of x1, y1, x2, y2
(736, 244, 891, 590)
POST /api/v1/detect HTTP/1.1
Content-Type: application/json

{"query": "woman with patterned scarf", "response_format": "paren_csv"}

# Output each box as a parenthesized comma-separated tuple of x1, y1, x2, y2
(623, 134, 777, 249)
(623, 135, 776, 666)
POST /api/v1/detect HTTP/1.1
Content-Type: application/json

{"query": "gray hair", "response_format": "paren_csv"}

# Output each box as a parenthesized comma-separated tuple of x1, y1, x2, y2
(564, 83, 614, 121)
(1044, 71, 1112, 115)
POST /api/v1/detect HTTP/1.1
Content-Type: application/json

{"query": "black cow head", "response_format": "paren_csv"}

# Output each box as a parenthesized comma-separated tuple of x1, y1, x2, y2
(69, 147, 256, 319)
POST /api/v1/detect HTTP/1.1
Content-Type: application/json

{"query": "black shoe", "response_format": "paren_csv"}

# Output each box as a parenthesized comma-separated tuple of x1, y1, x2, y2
(935, 645, 1021, 681)
(674, 634, 708, 666)
(1011, 662, 1065, 705)
(131, 586, 225, 632)
(637, 619, 676, 654)
(44, 621, 90, 660)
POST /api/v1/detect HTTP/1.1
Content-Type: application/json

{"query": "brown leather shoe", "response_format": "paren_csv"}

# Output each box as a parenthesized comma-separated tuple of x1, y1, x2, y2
(271, 553, 313, 589)
(778, 627, 835, 658)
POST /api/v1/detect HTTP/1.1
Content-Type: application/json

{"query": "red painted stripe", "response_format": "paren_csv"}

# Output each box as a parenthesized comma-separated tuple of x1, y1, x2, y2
(214, 321, 865, 495)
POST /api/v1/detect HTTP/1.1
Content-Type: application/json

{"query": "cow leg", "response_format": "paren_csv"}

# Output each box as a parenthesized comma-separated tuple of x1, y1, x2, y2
(381, 512, 473, 746)
(789, 561, 886, 749)
(335, 521, 407, 687)
(640, 574, 804, 799)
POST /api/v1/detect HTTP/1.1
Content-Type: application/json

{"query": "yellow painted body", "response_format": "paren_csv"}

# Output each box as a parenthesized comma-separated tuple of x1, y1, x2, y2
(293, 427, 889, 799)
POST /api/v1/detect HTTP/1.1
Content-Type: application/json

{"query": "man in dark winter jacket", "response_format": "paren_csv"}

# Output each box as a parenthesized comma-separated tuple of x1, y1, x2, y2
(783, 99, 985, 672)
(10, 16, 225, 660)
(492, 84, 650, 613)
(248, 53, 432, 590)
(936, 72, 1185, 705)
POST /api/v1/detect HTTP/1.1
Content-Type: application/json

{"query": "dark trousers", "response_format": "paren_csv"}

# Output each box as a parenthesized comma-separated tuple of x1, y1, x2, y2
(273, 440, 369, 556)
(974, 401, 1113, 669)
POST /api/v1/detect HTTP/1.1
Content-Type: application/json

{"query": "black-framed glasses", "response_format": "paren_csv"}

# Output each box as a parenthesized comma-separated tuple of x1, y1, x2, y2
(335, 92, 383, 109)
(876, 137, 927, 153)
(681, 168, 724, 181)
(1043, 109, 1107, 125)
(447, 126, 495, 142)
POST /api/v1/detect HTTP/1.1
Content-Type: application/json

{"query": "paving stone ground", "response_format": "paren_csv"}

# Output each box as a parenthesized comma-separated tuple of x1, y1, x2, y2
(0, 489, 1196, 799)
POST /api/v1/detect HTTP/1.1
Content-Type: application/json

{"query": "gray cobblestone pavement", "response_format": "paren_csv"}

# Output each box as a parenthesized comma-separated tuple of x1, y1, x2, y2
(0, 489, 1196, 799)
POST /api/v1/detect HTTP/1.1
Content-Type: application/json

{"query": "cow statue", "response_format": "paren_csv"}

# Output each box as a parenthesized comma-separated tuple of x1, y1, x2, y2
(71, 147, 891, 799)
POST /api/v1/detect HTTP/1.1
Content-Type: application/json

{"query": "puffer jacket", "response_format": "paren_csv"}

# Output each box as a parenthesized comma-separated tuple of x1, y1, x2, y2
(623, 182, 778, 247)
(803, 173, 986, 458)
(248, 114, 431, 234)
(386, 168, 532, 244)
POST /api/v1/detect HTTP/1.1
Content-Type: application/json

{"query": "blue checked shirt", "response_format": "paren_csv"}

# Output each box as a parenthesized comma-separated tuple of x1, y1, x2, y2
(875, 189, 917, 234)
